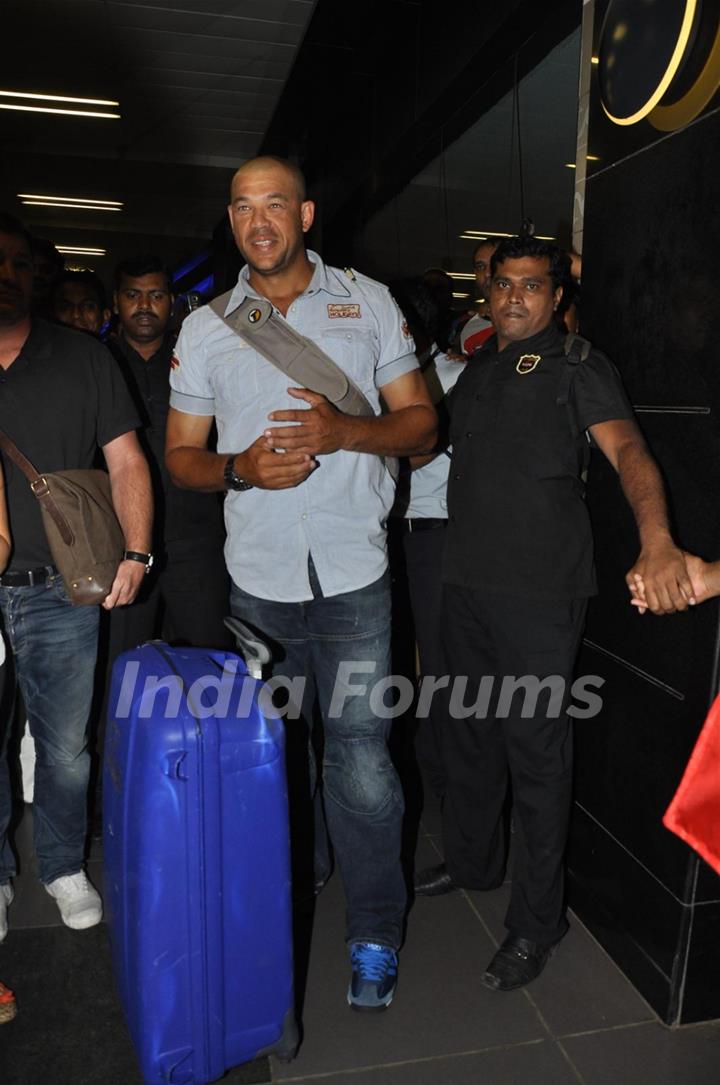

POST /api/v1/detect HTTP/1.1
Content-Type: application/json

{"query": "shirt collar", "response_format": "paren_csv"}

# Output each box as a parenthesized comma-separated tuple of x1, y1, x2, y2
(19, 318, 53, 362)
(225, 249, 351, 314)
(496, 322, 564, 360)
(114, 331, 174, 365)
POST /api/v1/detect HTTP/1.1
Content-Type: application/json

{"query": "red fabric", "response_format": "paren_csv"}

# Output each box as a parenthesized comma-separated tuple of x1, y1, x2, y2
(663, 692, 720, 874)
(463, 325, 495, 356)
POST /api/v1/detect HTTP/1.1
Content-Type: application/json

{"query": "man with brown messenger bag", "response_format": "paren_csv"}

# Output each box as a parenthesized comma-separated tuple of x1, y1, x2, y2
(0, 213, 152, 937)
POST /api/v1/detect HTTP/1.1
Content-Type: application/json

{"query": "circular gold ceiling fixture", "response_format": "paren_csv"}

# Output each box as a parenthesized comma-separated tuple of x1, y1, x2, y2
(649, 16, 720, 131)
(599, 0, 698, 126)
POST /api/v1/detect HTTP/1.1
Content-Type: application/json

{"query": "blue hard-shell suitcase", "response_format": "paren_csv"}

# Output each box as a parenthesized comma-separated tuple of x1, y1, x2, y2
(103, 638, 298, 1084)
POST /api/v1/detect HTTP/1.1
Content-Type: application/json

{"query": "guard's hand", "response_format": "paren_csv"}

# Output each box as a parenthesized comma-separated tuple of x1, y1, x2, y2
(240, 434, 317, 490)
(103, 559, 147, 609)
(626, 542, 695, 615)
(264, 387, 352, 455)
(632, 551, 716, 611)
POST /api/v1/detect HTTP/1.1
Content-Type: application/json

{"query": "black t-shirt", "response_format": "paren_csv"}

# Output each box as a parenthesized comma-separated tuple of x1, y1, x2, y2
(443, 323, 634, 600)
(108, 335, 225, 550)
(0, 319, 141, 570)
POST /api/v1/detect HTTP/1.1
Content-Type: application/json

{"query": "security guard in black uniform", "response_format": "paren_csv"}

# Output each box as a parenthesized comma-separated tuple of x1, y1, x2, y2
(414, 235, 695, 990)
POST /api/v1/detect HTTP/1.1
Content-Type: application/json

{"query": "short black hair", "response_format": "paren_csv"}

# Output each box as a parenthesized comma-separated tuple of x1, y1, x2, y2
(491, 235, 571, 292)
(0, 212, 33, 250)
(114, 254, 172, 293)
(473, 238, 499, 260)
(388, 277, 442, 351)
(52, 268, 107, 309)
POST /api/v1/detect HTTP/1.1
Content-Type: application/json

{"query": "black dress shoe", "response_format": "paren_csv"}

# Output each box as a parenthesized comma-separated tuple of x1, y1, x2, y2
(481, 936, 554, 991)
(413, 862, 459, 896)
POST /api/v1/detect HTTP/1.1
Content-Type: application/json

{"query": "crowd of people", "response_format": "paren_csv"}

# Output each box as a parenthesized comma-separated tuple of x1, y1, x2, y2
(0, 156, 713, 1032)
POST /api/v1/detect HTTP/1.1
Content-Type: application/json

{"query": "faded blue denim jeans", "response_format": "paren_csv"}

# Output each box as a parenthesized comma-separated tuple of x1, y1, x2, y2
(0, 575, 99, 885)
(231, 566, 406, 949)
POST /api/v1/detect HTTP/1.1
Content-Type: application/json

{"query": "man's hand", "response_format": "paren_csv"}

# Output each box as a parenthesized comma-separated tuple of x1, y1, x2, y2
(631, 551, 720, 611)
(626, 542, 695, 615)
(103, 558, 147, 610)
(263, 387, 352, 455)
(239, 434, 317, 489)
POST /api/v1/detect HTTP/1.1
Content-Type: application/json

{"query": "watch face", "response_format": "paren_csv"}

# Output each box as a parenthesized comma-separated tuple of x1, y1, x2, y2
(224, 455, 252, 490)
(231, 476, 253, 491)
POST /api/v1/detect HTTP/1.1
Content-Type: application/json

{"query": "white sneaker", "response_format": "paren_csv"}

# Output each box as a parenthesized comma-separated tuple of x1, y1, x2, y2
(45, 872, 102, 930)
(0, 884, 13, 943)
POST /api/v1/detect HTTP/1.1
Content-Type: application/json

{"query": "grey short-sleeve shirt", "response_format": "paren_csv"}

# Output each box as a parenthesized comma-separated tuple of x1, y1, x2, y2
(170, 252, 418, 601)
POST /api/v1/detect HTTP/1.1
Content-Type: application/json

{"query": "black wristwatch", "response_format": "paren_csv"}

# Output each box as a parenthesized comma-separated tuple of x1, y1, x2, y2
(223, 455, 254, 492)
(123, 550, 154, 574)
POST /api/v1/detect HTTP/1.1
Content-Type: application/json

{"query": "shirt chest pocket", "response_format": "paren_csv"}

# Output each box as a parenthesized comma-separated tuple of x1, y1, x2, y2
(209, 343, 261, 402)
(314, 327, 378, 394)
(491, 367, 563, 446)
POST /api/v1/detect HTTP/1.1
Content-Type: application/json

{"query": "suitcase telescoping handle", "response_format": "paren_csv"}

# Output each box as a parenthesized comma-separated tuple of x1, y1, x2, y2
(224, 617, 272, 680)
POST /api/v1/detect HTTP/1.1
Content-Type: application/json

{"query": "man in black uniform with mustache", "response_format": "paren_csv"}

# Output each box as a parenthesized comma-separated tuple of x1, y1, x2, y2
(414, 235, 695, 990)
(106, 255, 229, 649)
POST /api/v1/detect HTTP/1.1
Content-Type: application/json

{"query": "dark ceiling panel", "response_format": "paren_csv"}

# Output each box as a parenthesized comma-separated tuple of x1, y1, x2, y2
(1, 0, 318, 251)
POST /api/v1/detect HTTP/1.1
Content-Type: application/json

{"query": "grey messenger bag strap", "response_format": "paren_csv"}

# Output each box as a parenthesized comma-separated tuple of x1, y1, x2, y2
(209, 291, 375, 418)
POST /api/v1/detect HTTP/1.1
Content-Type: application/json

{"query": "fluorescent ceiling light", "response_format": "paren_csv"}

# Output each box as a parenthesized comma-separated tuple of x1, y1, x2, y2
(566, 154, 601, 168)
(452, 292, 469, 298)
(18, 194, 123, 206)
(447, 272, 475, 280)
(0, 90, 120, 119)
(461, 230, 555, 240)
(56, 246, 106, 255)
(0, 103, 119, 118)
(22, 200, 121, 211)
(0, 89, 118, 105)
(462, 231, 513, 238)
(591, 56, 599, 65)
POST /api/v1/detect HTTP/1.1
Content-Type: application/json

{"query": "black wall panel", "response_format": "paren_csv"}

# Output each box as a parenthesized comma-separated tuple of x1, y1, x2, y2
(567, 0, 720, 1025)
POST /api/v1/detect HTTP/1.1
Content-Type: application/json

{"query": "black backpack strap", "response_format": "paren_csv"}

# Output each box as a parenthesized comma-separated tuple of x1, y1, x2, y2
(558, 333, 592, 439)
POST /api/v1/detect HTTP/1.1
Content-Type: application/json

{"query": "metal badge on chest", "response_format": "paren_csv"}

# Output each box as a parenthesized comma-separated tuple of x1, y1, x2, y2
(516, 353, 541, 375)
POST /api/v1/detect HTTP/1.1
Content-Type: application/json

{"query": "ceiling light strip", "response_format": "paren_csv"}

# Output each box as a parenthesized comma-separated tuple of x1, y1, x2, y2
(0, 89, 118, 106)
(461, 231, 556, 240)
(0, 104, 120, 119)
(22, 201, 121, 211)
(18, 194, 123, 206)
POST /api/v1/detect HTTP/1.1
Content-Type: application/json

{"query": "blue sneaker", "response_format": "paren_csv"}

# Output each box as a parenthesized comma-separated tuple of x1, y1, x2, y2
(347, 942, 398, 1012)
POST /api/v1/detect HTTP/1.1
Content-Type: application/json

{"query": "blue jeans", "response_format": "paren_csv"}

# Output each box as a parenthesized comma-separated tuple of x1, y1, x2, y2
(231, 568, 406, 949)
(0, 575, 99, 885)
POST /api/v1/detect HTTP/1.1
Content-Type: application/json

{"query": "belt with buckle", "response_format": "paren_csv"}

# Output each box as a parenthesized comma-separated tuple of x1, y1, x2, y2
(403, 518, 447, 533)
(0, 565, 57, 587)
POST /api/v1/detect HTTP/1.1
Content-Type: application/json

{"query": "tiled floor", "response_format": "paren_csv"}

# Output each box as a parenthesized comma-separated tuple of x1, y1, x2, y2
(2, 797, 720, 1085)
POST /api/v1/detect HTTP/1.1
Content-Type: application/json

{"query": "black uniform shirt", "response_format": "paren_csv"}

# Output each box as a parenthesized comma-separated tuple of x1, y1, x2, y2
(443, 323, 633, 600)
(0, 319, 141, 570)
(109, 335, 224, 551)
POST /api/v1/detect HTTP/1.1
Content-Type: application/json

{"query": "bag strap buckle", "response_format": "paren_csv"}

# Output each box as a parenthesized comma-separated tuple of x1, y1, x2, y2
(31, 476, 50, 497)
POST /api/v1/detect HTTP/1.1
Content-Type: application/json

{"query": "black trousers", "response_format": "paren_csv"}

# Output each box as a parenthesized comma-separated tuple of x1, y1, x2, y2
(439, 584, 587, 945)
(402, 523, 447, 798)
(106, 543, 231, 654)
(93, 542, 232, 802)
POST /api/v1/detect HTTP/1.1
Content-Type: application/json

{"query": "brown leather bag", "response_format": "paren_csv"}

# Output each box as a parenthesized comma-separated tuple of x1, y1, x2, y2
(0, 432, 124, 605)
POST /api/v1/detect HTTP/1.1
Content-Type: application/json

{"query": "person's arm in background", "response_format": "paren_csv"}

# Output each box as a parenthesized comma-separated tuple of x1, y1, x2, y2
(631, 552, 720, 608)
(0, 467, 10, 573)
